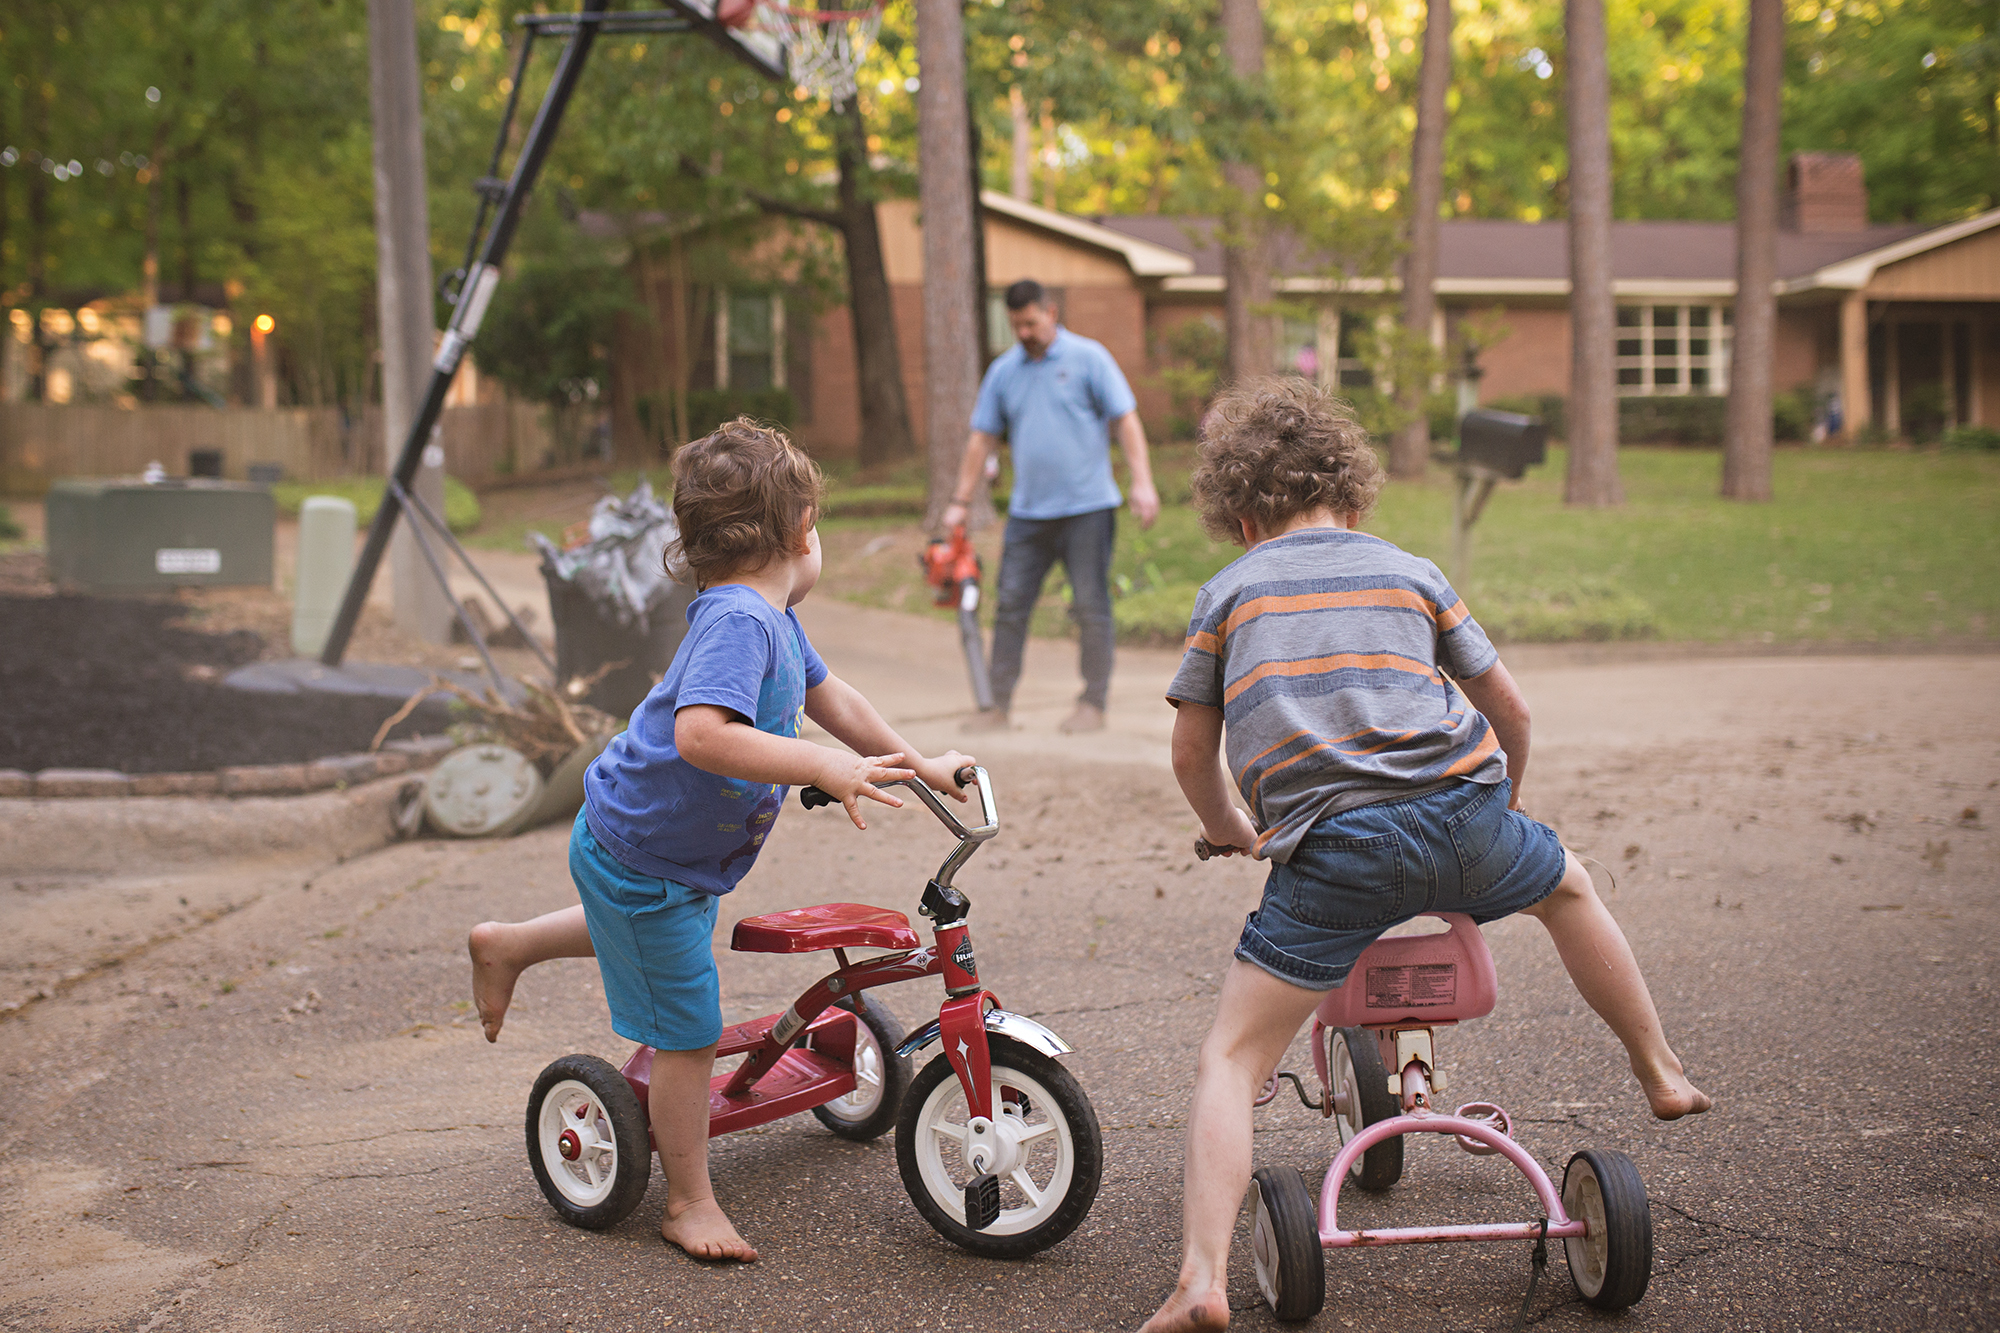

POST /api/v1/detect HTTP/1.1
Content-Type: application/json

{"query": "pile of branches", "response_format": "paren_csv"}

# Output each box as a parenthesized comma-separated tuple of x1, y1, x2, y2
(373, 673, 617, 772)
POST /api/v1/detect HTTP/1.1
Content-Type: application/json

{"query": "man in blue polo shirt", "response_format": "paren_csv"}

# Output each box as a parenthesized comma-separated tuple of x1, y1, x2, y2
(940, 279, 1159, 734)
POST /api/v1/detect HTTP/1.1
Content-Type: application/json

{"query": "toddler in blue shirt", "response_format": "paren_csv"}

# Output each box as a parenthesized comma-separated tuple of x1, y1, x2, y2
(470, 420, 971, 1263)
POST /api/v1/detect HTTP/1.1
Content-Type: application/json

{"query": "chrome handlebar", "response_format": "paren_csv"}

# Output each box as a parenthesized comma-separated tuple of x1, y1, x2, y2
(799, 764, 999, 889)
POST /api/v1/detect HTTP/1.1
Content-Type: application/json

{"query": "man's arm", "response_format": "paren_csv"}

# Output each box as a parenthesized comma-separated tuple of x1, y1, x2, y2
(939, 430, 1001, 533)
(1113, 410, 1160, 529)
(1455, 660, 1531, 808)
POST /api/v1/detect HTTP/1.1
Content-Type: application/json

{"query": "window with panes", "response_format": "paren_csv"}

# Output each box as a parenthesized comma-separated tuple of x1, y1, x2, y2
(1615, 303, 1731, 396)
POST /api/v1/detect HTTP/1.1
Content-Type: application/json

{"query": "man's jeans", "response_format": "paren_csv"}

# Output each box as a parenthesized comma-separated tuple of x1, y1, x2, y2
(988, 506, 1117, 712)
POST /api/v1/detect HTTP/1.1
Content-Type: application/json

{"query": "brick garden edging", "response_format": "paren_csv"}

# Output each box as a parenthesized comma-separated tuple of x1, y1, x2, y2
(0, 735, 457, 799)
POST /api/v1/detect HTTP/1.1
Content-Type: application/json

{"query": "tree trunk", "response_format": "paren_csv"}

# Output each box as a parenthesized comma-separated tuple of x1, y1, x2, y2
(832, 102, 916, 471)
(1219, 0, 1273, 384)
(1723, 0, 1781, 502)
(969, 94, 993, 368)
(1392, 0, 1452, 480)
(915, 0, 987, 529)
(1564, 0, 1622, 506)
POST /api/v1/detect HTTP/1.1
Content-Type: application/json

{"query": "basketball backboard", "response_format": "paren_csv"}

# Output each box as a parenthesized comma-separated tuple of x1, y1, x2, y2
(666, 1, 787, 81)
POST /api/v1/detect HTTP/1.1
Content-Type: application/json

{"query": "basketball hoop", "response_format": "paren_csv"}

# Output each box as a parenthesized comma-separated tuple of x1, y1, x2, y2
(748, 0, 881, 106)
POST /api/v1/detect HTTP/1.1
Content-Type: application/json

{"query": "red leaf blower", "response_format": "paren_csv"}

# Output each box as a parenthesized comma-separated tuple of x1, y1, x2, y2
(920, 525, 996, 713)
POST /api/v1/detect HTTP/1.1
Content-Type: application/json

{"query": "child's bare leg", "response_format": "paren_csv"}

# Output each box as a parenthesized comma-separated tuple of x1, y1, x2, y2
(1139, 961, 1325, 1333)
(1522, 852, 1712, 1121)
(650, 1045, 757, 1262)
(467, 904, 593, 1042)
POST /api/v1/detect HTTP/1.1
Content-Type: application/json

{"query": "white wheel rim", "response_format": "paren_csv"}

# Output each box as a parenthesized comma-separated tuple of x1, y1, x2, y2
(911, 1062, 1075, 1237)
(1563, 1161, 1608, 1297)
(1251, 1185, 1283, 1310)
(1330, 1033, 1367, 1177)
(817, 1015, 888, 1125)
(537, 1078, 622, 1208)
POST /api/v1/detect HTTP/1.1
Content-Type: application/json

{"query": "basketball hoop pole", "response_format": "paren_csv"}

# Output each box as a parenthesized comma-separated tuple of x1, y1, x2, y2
(320, 2, 785, 669)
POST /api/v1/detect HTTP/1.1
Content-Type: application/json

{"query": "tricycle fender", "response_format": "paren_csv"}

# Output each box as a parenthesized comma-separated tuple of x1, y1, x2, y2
(894, 1008, 1075, 1062)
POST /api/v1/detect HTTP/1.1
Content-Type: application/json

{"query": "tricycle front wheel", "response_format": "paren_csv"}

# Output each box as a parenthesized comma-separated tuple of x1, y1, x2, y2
(895, 1035, 1102, 1257)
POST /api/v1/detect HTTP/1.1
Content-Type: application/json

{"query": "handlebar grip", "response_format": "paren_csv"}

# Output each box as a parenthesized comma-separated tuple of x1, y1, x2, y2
(1194, 837, 1245, 861)
(953, 765, 976, 790)
(800, 786, 836, 810)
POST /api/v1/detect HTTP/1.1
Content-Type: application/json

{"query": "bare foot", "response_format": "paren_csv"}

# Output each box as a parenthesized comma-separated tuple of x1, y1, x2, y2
(467, 922, 522, 1043)
(1637, 1057, 1713, 1121)
(1136, 1284, 1229, 1333)
(660, 1196, 758, 1262)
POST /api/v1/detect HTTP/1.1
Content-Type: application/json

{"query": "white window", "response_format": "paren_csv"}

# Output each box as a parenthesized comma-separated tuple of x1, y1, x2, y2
(1277, 308, 1374, 388)
(714, 291, 787, 392)
(1615, 303, 1731, 397)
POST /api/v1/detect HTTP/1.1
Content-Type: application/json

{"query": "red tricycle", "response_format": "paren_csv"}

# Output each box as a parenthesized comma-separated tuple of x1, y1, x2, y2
(1243, 911, 1655, 1320)
(523, 766, 1104, 1257)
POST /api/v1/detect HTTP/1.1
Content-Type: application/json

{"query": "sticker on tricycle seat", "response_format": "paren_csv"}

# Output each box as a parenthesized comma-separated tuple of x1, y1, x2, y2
(1365, 963, 1457, 1008)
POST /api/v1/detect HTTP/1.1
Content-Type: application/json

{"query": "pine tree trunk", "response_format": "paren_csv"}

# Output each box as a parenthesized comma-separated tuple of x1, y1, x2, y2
(1564, 0, 1623, 506)
(1220, 0, 1273, 384)
(834, 102, 916, 471)
(1393, 0, 1452, 480)
(1723, 0, 1781, 502)
(915, 0, 987, 528)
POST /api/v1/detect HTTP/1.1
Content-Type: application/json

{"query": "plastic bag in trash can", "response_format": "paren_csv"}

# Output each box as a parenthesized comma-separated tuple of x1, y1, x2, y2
(530, 481, 680, 631)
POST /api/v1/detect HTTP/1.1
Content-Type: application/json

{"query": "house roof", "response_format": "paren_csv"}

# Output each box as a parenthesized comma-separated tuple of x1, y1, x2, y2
(1091, 214, 1942, 297)
(980, 192, 1194, 277)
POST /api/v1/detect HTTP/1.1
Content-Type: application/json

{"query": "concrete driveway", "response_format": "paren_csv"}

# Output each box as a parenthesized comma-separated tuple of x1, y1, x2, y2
(1, 596, 1994, 1331)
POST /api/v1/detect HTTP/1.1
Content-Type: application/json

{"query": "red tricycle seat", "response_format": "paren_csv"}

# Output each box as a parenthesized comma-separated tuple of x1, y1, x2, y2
(1316, 913, 1498, 1029)
(730, 902, 920, 955)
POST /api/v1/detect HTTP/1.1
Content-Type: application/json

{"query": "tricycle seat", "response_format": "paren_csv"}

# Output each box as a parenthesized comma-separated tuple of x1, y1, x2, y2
(1316, 912, 1497, 1029)
(730, 902, 920, 955)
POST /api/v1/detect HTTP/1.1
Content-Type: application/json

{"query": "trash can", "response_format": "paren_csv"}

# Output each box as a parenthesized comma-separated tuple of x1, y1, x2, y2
(533, 482, 694, 721)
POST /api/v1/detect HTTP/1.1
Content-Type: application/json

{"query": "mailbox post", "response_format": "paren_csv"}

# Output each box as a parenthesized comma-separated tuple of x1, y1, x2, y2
(1437, 408, 1546, 588)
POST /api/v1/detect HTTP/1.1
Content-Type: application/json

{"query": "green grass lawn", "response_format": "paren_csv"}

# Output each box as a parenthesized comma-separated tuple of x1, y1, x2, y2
(822, 445, 1998, 647)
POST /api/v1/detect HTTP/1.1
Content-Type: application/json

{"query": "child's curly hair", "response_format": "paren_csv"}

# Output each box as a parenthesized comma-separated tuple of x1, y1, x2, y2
(665, 417, 824, 585)
(1190, 376, 1384, 543)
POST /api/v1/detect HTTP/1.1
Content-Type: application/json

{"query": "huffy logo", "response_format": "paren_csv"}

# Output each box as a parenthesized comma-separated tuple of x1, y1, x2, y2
(952, 939, 976, 975)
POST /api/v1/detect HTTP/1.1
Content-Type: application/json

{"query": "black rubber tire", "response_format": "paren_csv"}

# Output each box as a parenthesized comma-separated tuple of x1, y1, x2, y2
(525, 1054, 652, 1231)
(809, 994, 912, 1141)
(1251, 1166, 1326, 1321)
(1333, 1026, 1404, 1192)
(895, 1035, 1103, 1258)
(1562, 1148, 1653, 1310)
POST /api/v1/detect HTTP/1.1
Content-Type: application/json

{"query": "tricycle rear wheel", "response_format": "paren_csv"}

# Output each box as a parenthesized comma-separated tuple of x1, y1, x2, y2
(526, 1054, 651, 1230)
(809, 994, 910, 1141)
(1331, 1026, 1403, 1192)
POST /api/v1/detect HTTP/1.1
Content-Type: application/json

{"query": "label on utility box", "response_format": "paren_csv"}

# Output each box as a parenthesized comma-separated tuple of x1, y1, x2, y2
(1365, 963, 1457, 1008)
(155, 548, 222, 574)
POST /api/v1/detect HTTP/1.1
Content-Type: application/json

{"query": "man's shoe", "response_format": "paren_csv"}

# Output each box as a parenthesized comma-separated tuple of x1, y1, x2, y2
(1058, 703, 1106, 734)
(962, 707, 1011, 733)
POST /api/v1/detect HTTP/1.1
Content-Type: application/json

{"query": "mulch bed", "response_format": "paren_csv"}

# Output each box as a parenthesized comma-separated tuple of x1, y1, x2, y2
(1, 586, 439, 775)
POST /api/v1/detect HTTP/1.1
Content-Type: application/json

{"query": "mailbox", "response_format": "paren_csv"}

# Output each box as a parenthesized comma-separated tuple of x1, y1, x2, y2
(45, 478, 274, 593)
(1458, 408, 1546, 480)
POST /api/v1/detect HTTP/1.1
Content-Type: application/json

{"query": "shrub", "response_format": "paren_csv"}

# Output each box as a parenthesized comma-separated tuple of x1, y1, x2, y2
(270, 476, 483, 533)
(1470, 575, 1658, 643)
(1772, 386, 1817, 442)
(0, 504, 20, 542)
(1942, 423, 2000, 452)
(1619, 395, 1727, 445)
(683, 387, 796, 441)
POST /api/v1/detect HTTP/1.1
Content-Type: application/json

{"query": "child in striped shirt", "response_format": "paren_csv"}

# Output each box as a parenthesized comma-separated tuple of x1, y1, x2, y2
(1139, 377, 1707, 1333)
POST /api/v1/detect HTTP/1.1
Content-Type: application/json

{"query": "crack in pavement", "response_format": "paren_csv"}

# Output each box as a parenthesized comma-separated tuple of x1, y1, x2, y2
(270, 1123, 497, 1149)
(1652, 1198, 1980, 1278)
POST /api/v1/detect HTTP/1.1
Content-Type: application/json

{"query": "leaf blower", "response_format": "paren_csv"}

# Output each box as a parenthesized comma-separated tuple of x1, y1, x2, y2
(920, 525, 996, 713)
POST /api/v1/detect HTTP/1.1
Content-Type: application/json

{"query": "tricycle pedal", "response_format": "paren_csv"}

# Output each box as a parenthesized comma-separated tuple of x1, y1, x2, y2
(964, 1172, 1001, 1230)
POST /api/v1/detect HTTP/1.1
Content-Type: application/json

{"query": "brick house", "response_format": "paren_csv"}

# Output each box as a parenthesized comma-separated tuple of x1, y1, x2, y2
(608, 153, 1999, 456)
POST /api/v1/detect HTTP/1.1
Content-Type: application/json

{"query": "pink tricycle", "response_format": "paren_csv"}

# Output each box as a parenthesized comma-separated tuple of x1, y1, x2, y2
(523, 766, 1103, 1257)
(1246, 912, 1654, 1319)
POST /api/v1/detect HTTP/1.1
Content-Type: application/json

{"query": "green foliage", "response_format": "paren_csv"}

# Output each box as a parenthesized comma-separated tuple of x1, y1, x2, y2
(1618, 395, 1729, 445)
(269, 476, 481, 534)
(1153, 315, 1227, 440)
(472, 214, 635, 410)
(1942, 424, 2000, 452)
(685, 387, 796, 438)
(1469, 575, 1659, 643)
(0, 504, 21, 542)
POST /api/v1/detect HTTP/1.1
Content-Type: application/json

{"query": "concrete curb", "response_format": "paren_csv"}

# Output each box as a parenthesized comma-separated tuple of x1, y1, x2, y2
(0, 735, 455, 800)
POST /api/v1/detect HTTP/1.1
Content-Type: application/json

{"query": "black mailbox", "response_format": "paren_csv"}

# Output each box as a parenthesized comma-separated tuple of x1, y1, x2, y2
(1458, 408, 1545, 480)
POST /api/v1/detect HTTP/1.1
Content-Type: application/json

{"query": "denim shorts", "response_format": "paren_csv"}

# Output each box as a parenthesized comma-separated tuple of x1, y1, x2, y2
(1236, 779, 1567, 991)
(570, 809, 724, 1052)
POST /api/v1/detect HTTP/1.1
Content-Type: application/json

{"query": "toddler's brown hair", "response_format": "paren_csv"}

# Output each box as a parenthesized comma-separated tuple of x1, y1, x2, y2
(1190, 376, 1383, 544)
(665, 417, 823, 585)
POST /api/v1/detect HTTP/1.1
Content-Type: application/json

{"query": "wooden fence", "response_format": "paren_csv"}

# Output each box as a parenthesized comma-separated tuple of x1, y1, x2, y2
(0, 401, 563, 493)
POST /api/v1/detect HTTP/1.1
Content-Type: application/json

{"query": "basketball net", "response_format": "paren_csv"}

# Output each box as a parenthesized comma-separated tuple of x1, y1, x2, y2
(756, 0, 881, 106)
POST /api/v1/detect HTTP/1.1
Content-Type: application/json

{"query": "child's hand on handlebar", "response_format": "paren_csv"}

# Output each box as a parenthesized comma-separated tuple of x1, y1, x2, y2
(1195, 808, 1259, 859)
(911, 750, 977, 802)
(812, 751, 915, 830)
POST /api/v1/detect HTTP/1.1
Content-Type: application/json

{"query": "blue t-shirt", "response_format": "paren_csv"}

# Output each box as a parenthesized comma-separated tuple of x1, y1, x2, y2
(583, 584, 828, 894)
(971, 326, 1138, 521)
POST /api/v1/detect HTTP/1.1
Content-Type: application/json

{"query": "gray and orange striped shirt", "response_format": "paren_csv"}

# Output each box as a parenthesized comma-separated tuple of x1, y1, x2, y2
(1166, 526, 1505, 864)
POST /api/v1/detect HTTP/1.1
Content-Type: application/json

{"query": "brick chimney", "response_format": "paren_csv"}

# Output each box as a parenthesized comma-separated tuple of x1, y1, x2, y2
(1781, 153, 1869, 232)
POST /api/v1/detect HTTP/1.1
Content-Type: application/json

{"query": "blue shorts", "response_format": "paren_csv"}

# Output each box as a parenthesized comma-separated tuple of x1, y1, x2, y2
(571, 808, 723, 1052)
(1236, 779, 1567, 991)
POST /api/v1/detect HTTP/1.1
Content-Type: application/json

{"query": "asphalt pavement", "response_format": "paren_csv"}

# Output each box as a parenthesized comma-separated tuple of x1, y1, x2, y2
(1, 597, 1994, 1332)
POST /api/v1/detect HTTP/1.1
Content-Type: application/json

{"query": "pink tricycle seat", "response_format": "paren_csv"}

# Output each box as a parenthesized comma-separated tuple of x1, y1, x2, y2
(1315, 913, 1498, 1029)
(730, 902, 920, 955)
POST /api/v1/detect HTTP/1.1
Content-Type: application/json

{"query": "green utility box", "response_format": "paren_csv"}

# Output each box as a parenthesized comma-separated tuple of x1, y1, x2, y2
(45, 478, 275, 593)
